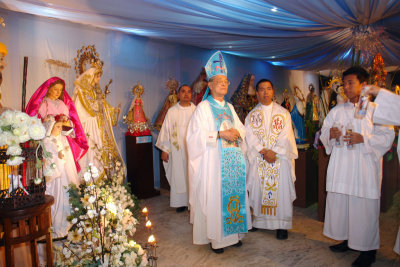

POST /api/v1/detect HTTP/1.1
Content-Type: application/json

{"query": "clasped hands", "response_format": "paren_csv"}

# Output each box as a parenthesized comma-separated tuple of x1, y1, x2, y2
(330, 127, 364, 146)
(259, 148, 277, 163)
(219, 128, 241, 142)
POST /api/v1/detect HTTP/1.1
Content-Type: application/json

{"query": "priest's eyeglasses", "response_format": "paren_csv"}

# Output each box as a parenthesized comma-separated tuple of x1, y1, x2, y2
(212, 79, 230, 86)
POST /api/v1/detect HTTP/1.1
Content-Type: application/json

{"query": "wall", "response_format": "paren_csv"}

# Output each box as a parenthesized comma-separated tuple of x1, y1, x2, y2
(0, 8, 318, 187)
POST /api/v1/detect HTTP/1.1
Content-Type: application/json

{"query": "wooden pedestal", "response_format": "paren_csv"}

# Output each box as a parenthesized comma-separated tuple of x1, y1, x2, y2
(125, 135, 159, 199)
(294, 149, 318, 208)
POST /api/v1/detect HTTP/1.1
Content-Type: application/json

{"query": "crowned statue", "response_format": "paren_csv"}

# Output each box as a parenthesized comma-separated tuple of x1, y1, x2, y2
(230, 73, 257, 123)
(72, 61, 125, 180)
(123, 82, 152, 136)
(153, 78, 179, 131)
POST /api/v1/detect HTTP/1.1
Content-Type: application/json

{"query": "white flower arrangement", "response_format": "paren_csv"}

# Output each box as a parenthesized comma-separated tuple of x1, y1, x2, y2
(0, 109, 46, 166)
(54, 164, 148, 267)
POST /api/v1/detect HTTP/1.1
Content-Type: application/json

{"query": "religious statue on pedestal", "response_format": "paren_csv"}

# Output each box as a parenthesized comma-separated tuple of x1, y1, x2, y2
(123, 82, 152, 136)
(153, 78, 179, 131)
(73, 61, 125, 180)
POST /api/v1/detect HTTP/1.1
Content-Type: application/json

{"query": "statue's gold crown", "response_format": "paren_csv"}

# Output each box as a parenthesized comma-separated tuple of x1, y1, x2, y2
(91, 59, 103, 71)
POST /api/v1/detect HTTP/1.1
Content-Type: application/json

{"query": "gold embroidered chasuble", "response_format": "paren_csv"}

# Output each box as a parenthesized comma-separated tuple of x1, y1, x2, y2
(248, 103, 286, 216)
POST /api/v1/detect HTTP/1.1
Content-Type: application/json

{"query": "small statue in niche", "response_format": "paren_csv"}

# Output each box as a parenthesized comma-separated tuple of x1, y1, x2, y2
(153, 78, 179, 131)
(191, 67, 208, 105)
(281, 88, 291, 112)
(123, 82, 152, 136)
(230, 74, 257, 123)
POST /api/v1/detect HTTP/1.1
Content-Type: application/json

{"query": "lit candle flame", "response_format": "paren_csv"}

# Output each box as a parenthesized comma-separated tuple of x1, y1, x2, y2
(142, 207, 148, 214)
(146, 220, 152, 228)
(148, 235, 156, 244)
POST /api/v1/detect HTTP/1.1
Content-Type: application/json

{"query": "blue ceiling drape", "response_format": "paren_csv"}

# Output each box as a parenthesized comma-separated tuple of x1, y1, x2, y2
(1, 0, 400, 69)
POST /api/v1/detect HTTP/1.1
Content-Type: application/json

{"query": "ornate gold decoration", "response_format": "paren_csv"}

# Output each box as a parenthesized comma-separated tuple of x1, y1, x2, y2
(225, 195, 244, 224)
(166, 78, 179, 94)
(74, 45, 104, 77)
(0, 17, 5, 27)
(45, 59, 71, 69)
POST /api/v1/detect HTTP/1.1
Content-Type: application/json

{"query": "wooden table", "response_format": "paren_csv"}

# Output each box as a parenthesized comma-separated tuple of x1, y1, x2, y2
(0, 195, 54, 267)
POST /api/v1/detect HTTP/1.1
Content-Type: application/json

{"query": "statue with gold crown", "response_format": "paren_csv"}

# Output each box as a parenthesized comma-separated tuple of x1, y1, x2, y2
(72, 46, 125, 181)
(123, 82, 152, 136)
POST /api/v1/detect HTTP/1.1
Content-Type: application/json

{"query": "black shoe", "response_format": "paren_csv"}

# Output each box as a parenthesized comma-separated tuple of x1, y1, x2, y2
(329, 240, 350, 253)
(176, 206, 188, 213)
(249, 227, 258, 232)
(210, 244, 224, 254)
(276, 229, 288, 240)
(232, 240, 242, 247)
(352, 250, 376, 267)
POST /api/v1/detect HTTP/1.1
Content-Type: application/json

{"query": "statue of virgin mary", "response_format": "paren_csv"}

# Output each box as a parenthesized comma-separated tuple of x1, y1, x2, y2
(72, 66, 125, 180)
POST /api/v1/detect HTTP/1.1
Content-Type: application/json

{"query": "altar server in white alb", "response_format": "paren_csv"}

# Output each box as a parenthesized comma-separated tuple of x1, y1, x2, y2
(245, 79, 298, 240)
(365, 85, 400, 256)
(186, 51, 251, 254)
(156, 84, 196, 212)
(320, 66, 395, 267)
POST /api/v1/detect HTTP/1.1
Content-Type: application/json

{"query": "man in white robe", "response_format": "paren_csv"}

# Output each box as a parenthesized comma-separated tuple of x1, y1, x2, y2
(245, 79, 298, 240)
(186, 51, 251, 254)
(156, 85, 196, 212)
(320, 67, 395, 267)
(366, 86, 400, 256)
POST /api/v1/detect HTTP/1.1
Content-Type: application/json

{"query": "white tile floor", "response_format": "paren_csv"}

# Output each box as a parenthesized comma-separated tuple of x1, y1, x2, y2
(133, 191, 400, 267)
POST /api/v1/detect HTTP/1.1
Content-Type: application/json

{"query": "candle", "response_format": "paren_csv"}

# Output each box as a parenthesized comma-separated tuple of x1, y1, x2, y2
(142, 207, 148, 215)
(148, 234, 156, 244)
(146, 220, 152, 228)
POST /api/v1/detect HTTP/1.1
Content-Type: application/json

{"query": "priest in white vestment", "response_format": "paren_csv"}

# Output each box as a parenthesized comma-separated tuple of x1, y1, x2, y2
(366, 86, 400, 256)
(245, 79, 298, 240)
(186, 51, 251, 254)
(320, 67, 395, 267)
(156, 85, 196, 212)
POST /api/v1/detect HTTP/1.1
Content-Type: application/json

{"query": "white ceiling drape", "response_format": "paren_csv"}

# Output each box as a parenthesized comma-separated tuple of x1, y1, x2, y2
(1, 0, 400, 69)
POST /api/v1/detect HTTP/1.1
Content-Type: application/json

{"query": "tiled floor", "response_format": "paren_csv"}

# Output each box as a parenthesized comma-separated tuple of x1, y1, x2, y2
(133, 190, 400, 267)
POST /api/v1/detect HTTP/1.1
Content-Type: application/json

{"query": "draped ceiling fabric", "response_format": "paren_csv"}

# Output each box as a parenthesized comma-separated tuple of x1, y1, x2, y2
(1, 0, 400, 70)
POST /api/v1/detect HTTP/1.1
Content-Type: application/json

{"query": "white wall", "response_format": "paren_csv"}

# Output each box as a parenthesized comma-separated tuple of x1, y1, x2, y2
(0, 8, 317, 187)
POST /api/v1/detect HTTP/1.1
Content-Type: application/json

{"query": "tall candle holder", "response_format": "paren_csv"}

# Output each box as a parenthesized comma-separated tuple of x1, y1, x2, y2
(141, 207, 158, 267)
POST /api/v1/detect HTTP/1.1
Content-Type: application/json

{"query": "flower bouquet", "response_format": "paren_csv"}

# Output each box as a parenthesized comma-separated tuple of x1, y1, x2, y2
(54, 163, 148, 266)
(0, 109, 46, 165)
(0, 109, 48, 209)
